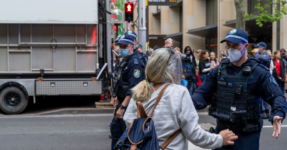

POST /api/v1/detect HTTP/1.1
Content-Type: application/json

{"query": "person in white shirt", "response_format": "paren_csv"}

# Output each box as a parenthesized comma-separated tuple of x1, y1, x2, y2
(123, 48, 238, 150)
(266, 50, 274, 74)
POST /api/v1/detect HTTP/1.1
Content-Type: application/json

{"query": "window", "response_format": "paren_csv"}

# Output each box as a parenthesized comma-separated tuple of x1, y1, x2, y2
(248, 0, 272, 15)
(206, 0, 218, 26)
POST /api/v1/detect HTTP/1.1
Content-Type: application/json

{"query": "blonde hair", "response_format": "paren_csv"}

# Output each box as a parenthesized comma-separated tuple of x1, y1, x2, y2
(165, 38, 173, 44)
(131, 48, 182, 102)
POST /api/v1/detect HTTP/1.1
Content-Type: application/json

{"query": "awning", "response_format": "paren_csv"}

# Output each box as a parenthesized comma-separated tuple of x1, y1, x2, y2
(166, 32, 182, 41)
(187, 24, 217, 38)
(224, 19, 272, 36)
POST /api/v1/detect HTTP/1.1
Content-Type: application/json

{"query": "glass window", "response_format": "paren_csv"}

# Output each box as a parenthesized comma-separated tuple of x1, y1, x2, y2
(248, 0, 272, 15)
(206, 0, 218, 26)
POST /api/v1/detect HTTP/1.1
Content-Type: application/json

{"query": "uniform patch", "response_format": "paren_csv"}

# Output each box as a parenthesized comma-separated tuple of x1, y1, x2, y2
(229, 29, 237, 34)
(133, 69, 141, 78)
(118, 72, 121, 80)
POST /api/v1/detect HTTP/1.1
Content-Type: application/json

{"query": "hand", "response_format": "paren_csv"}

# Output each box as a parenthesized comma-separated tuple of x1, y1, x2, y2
(210, 66, 216, 70)
(116, 108, 125, 119)
(112, 97, 118, 108)
(219, 129, 238, 146)
(272, 116, 283, 139)
(254, 48, 259, 53)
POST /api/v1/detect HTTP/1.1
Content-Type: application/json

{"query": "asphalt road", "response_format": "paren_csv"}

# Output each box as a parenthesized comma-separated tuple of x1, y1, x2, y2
(0, 113, 286, 150)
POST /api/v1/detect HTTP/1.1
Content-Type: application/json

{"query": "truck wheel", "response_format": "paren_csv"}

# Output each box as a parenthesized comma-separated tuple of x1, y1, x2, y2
(0, 87, 28, 114)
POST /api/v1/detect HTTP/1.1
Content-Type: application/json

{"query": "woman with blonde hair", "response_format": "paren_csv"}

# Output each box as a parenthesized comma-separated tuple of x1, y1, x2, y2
(123, 48, 238, 150)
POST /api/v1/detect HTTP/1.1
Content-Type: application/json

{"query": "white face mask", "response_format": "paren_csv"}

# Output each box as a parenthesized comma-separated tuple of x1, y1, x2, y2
(227, 44, 246, 62)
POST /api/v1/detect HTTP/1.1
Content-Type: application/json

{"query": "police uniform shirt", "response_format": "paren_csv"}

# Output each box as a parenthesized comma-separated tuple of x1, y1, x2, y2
(121, 53, 145, 97)
(192, 58, 286, 123)
(255, 51, 271, 68)
(133, 49, 148, 66)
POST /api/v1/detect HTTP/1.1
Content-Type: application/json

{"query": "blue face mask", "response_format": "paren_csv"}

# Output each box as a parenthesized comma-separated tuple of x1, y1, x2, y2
(119, 48, 129, 58)
(258, 50, 262, 54)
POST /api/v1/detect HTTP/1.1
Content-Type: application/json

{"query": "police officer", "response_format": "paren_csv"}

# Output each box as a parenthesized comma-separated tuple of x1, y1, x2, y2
(192, 29, 286, 150)
(253, 42, 271, 119)
(125, 31, 148, 66)
(110, 34, 145, 150)
(254, 42, 271, 67)
(135, 44, 148, 65)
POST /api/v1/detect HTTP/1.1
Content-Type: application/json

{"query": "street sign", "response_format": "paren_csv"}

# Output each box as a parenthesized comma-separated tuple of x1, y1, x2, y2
(148, 0, 177, 6)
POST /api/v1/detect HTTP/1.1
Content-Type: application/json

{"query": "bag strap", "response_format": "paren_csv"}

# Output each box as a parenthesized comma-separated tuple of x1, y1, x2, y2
(160, 129, 182, 150)
(136, 101, 148, 118)
(148, 84, 170, 118)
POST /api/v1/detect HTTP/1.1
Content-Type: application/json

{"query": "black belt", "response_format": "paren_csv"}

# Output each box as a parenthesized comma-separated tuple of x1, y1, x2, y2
(216, 120, 242, 131)
(217, 119, 261, 132)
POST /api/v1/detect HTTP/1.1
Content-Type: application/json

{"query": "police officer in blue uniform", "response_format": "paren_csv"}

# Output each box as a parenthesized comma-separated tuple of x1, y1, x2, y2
(135, 44, 148, 65)
(192, 29, 286, 150)
(125, 31, 148, 66)
(254, 42, 271, 67)
(110, 34, 145, 150)
(253, 41, 271, 119)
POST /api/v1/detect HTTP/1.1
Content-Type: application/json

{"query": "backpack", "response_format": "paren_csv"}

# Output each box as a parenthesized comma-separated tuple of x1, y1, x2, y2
(114, 84, 181, 150)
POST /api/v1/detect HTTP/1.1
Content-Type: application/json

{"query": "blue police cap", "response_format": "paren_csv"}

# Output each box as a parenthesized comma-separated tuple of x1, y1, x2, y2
(124, 31, 137, 39)
(135, 44, 142, 49)
(220, 29, 248, 44)
(254, 42, 267, 49)
(115, 35, 122, 43)
(116, 34, 135, 45)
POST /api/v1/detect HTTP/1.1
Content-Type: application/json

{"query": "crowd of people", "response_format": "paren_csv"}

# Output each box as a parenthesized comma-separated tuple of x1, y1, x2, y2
(109, 29, 286, 150)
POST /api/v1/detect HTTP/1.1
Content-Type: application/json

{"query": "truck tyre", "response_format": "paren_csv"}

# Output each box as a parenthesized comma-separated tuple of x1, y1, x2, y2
(0, 87, 28, 114)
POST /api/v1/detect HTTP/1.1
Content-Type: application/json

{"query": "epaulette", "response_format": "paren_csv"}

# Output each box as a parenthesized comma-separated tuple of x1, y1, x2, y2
(133, 58, 139, 64)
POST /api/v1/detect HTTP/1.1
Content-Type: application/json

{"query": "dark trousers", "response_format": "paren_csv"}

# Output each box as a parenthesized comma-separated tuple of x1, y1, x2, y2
(110, 102, 126, 150)
(214, 127, 260, 150)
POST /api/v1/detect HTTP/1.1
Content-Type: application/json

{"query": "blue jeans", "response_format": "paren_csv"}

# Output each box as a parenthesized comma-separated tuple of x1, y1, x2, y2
(199, 75, 206, 83)
(110, 105, 126, 150)
(189, 79, 197, 95)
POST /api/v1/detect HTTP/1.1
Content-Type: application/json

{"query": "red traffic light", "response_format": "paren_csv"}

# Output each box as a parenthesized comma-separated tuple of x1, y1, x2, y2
(125, 3, 133, 12)
(125, 3, 133, 22)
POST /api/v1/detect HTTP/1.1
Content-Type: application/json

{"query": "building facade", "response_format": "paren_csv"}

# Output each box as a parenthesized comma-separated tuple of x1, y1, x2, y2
(148, 0, 287, 56)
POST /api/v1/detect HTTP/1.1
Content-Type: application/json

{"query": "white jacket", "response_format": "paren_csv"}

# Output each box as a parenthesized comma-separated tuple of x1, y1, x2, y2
(123, 84, 223, 150)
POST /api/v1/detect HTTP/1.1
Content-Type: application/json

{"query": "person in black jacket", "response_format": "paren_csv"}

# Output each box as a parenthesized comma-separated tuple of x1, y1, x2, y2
(181, 46, 197, 95)
(199, 50, 215, 82)
(273, 50, 286, 94)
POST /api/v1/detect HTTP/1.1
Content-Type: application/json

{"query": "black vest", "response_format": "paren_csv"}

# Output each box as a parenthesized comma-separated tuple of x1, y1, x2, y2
(209, 59, 264, 132)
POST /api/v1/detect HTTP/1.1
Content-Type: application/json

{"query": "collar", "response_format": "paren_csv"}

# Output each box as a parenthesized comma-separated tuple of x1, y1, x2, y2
(227, 58, 252, 68)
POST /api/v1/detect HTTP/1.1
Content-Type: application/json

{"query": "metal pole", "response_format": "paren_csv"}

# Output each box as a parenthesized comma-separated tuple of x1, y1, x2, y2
(138, 0, 147, 54)
(124, 0, 127, 32)
(106, 0, 112, 74)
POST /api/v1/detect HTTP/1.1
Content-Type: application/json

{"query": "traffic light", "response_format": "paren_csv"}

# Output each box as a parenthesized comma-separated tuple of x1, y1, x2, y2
(125, 3, 133, 22)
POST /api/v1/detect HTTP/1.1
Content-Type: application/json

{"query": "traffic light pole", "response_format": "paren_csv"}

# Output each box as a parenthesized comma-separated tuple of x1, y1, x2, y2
(138, 0, 147, 54)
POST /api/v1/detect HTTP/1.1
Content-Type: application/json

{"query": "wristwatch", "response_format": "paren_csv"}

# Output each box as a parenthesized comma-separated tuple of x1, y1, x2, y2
(112, 93, 117, 98)
(119, 104, 127, 109)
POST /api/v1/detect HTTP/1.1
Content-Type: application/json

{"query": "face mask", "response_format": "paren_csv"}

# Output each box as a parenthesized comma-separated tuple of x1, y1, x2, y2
(119, 49, 129, 58)
(258, 50, 262, 54)
(227, 44, 246, 62)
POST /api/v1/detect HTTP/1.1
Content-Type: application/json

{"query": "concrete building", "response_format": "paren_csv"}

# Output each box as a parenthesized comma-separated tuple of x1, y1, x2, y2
(148, 0, 285, 56)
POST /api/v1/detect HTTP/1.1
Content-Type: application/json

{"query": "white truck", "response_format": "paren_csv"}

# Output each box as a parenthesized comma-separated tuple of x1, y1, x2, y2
(0, 0, 112, 114)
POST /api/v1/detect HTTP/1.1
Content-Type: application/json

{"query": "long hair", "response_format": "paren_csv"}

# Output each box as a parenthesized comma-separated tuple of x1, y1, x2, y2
(210, 52, 218, 63)
(200, 50, 209, 61)
(274, 50, 280, 60)
(131, 48, 182, 102)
